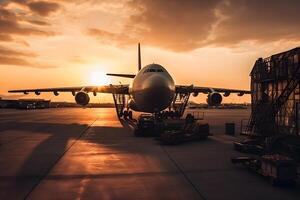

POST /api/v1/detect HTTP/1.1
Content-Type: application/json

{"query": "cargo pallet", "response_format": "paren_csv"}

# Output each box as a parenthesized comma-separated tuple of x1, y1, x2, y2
(231, 154, 297, 186)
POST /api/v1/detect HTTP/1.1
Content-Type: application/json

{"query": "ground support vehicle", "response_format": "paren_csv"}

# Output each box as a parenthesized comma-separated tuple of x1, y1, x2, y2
(134, 114, 164, 136)
(159, 116, 209, 145)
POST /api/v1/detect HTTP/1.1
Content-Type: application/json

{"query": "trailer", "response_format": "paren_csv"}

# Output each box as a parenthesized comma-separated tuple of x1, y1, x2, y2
(233, 138, 264, 155)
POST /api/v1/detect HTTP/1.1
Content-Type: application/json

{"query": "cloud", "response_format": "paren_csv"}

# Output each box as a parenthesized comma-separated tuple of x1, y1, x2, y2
(0, 3, 57, 68)
(0, 55, 32, 66)
(0, 46, 55, 68)
(87, 0, 300, 51)
(0, 55, 56, 68)
(127, 0, 221, 51)
(27, 19, 50, 26)
(69, 55, 87, 64)
(10, 0, 61, 16)
(211, 0, 300, 46)
(87, 28, 135, 46)
(0, 19, 53, 36)
(0, 46, 37, 57)
(27, 1, 61, 16)
(0, 34, 13, 41)
(87, 0, 222, 51)
(0, 7, 54, 37)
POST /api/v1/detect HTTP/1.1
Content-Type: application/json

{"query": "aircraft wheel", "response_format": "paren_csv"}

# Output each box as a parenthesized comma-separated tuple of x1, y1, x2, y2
(119, 111, 124, 117)
(165, 111, 169, 118)
(169, 111, 174, 119)
(174, 111, 179, 118)
(128, 111, 133, 119)
(123, 110, 128, 119)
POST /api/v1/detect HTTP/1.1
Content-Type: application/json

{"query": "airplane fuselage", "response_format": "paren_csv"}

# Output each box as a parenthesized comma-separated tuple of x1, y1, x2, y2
(129, 64, 175, 113)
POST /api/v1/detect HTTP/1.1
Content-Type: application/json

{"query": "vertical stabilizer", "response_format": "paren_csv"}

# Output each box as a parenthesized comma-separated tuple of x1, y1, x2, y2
(138, 43, 142, 71)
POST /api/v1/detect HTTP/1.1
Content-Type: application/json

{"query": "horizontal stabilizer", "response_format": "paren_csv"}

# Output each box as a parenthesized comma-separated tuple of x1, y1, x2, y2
(106, 73, 135, 78)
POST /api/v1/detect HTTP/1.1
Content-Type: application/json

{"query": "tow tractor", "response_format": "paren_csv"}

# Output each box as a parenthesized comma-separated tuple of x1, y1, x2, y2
(134, 114, 164, 136)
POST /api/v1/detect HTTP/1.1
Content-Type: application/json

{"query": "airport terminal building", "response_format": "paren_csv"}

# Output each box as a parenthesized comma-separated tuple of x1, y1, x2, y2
(0, 98, 50, 109)
(248, 47, 300, 137)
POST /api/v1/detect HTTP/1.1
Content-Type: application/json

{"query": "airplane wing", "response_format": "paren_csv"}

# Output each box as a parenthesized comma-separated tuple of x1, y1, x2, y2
(8, 85, 129, 95)
(175, 85, 251, 95)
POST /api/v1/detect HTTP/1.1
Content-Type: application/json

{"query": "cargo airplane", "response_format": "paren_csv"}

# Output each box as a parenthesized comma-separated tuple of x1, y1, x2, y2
(9, 44, 251, 119)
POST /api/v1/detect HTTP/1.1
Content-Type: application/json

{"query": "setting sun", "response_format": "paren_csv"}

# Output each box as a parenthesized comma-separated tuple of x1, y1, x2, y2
(89, 71, 110, 86)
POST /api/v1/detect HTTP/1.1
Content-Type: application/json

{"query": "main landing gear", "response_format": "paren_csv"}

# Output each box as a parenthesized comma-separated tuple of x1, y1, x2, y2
(112, 93, 133, 120)
(120, 110, 133, 120)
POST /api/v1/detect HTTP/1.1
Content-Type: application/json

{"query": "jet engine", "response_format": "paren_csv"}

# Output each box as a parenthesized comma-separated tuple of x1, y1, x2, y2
(128, 98, 139, 111)
(206, 92, 222, 106)
(75, 91, 90, 106)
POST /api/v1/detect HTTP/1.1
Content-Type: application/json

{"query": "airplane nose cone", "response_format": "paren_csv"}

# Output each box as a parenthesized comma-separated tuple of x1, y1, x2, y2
(143, 74, 174, 91)
(141, 74, 175, 112)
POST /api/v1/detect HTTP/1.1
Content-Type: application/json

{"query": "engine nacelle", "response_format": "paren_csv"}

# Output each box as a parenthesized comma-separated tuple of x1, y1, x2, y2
(206, 92, 222, 106)
(128, 99, 139, 111)
(75, 91, 90, 106)
(223, 91, 230, 97)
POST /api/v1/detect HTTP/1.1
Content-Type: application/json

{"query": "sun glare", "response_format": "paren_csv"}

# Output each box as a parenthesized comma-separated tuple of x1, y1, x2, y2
(89, 71, 110, 85)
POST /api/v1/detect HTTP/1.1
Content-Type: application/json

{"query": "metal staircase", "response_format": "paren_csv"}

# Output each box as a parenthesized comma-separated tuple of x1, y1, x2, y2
(112, 93, 126, 119)
(246, 59, 300, 135)
(172, 92, 191, 117)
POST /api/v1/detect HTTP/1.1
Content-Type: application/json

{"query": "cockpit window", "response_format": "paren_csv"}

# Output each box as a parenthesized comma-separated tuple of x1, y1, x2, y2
(144, 68, 164, 73)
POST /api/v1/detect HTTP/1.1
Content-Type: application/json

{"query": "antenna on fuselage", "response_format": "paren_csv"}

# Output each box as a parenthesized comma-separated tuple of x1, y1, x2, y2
(138, 43, 142, 71)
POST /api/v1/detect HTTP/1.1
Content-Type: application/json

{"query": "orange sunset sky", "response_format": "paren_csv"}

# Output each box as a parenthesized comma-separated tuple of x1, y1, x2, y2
(0, 0, 300, 103)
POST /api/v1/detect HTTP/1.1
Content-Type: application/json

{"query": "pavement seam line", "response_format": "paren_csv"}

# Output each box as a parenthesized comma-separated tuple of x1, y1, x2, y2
(23, 117, 98, 200)
(161, 146, 207, 200)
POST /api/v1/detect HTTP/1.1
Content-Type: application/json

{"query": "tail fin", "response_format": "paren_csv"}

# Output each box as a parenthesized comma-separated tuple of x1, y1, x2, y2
(138, 43, 141, 71)
(106, 43, 141, 79)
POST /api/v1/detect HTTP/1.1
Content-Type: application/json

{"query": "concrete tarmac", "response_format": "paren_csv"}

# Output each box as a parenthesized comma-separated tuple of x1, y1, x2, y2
(0, 108, 299, 200)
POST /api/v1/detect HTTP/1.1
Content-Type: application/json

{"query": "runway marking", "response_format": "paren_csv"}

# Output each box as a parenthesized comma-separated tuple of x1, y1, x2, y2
(24, 117, 99, 200)
(161, 146, 207, 200)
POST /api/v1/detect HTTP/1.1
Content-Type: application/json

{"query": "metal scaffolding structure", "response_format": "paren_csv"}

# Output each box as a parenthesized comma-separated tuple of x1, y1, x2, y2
(247, 47, 300, 137)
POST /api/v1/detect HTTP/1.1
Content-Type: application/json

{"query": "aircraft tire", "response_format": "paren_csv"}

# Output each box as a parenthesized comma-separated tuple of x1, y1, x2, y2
(165, 111, 169, 119)
(128, 111, 133, 119)
(119, 110, 123, 117)
(123, 110, 128, 119)
(169, 111, 174, 119)
(174, 111, 179, 118)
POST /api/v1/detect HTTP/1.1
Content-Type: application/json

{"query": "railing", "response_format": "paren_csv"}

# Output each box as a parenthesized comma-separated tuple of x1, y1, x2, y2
(184, 111, 204, 120)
